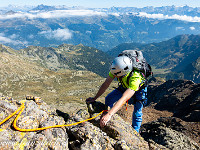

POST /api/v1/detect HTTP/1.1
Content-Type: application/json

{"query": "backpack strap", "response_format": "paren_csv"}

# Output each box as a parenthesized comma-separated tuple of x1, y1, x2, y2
(126, 70, 134, 86)
(118, 76, 126, 89)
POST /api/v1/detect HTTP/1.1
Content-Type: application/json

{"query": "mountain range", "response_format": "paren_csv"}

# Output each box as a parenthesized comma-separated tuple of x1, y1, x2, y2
(108, 34, 200, 83)
(0, 33, 200, 84)
(1, 5, 200, 16)
(18, 44, 112, 77)
(0, 5, 200, 51)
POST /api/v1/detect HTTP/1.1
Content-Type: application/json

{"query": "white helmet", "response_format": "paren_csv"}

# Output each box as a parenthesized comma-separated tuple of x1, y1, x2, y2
(110, 56, 132, 77)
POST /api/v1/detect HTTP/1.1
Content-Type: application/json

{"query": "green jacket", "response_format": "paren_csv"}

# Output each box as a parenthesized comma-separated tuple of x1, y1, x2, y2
(109, 70, 145, 91)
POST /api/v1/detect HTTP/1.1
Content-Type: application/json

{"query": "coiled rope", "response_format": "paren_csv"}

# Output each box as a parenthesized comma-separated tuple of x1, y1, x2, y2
(0, 97, 131, 132)
(0, 103, 106, 132)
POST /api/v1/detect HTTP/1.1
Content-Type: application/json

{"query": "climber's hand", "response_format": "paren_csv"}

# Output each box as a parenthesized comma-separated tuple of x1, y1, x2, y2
(100, 112, 112, 127)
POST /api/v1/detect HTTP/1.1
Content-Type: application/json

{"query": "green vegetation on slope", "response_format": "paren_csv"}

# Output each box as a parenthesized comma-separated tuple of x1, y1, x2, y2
(0, 44, 117, 114)
(19, 44, 113, 77)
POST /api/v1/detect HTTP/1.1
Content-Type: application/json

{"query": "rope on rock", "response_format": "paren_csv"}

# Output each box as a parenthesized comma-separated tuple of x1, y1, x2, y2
(0, 103, 106, 132)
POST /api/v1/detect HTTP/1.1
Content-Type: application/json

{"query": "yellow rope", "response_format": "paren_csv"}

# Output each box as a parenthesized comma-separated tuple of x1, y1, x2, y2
(0, 101, 143, 141)
(1, 103, 105, 132)
(0, 104, 24, 126)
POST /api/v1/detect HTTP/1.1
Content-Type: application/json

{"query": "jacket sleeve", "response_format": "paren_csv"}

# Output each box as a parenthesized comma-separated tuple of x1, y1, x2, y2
(109, 72, 115, 79)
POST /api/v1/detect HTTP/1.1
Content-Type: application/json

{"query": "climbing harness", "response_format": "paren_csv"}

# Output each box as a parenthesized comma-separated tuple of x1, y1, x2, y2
(0, 102, 106, 132)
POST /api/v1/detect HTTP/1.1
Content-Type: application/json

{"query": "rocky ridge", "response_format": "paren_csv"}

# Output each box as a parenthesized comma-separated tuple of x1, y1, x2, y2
(0, 78, 200, 149)
(0, 97, 150, 150)
(140, 117, 200, 150)
(148, 79, 200, 122)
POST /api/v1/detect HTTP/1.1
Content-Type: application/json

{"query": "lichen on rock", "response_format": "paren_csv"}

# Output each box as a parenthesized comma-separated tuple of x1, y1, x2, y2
(0, 97, 69, 150)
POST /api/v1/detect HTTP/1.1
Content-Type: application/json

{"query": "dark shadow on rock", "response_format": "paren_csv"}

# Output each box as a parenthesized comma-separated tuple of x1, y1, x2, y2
(56, 109, 70, 122)
(86, 101, 108, 114)
(147, 79, 200, 122)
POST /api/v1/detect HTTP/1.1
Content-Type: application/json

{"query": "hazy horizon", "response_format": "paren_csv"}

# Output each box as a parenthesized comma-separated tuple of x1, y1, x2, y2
(0, 0, 200, 8)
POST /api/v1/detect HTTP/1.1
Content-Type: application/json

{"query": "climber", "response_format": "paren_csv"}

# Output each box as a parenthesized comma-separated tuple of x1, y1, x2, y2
(86, 53, 149, 133)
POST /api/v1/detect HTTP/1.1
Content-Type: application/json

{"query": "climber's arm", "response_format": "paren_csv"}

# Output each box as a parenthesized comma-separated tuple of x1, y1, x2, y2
(100, 88, 135, 127)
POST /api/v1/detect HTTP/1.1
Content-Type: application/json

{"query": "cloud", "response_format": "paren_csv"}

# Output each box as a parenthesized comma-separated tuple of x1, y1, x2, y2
(39, 28, 72, 40)
(190, 27, 195, 30)
(137, 12, 200, 22)
(111, 13, 120, 17)
(9, 34, 19, 39)
(176, 27, 185, 31)
(0, 33, 28, 45)
(1, 9, 200, 23)
(0, 10, 106, 20)
(0, 33, 18, 45)
(28, 34, 34, 39)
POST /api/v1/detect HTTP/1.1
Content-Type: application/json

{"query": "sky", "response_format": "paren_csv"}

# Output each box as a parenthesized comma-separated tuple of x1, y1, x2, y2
(1, 0, 200, 8)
